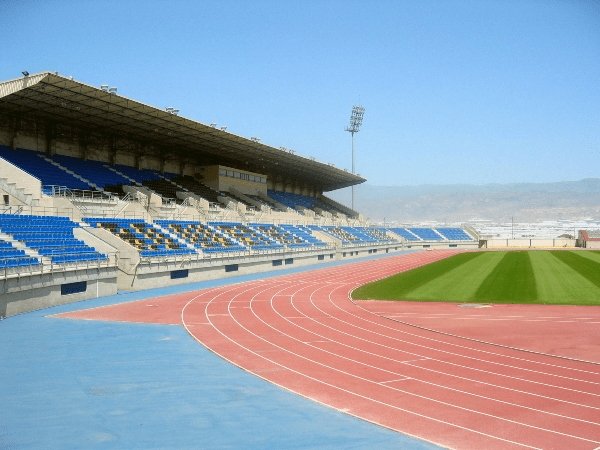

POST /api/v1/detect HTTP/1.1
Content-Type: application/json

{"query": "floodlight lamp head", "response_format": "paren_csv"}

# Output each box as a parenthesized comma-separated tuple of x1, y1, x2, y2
(346, 105, 365, 133)
(220, 126, 227, 131)
(172, 110, 179, 115)
(101, 84, 109, 91)
(165, 107, 174, 112)
(22, 71, 29, 76)
(108, 87, 117, 94)
(210, 123, 217, 127)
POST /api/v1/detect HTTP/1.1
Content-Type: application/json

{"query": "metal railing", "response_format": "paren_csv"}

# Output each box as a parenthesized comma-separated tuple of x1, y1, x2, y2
(0, 252, 118, 279)
(136, 242, 336, 265)
(1, 205, 23, 215)
(82, 210, 149, 220)
(0, 204, 75, 218)
(44, 185, 117, 203)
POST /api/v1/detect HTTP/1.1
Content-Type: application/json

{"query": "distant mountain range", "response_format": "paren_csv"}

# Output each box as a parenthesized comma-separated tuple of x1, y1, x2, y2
(326, 179, 600, 224)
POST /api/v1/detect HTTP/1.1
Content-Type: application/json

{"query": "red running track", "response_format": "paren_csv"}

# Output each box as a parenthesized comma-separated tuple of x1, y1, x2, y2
(57, 250, 600, 450)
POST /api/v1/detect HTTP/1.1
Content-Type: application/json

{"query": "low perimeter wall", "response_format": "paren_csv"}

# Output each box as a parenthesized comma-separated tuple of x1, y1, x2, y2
(1, 266, 118, 317)
(405, 241, 479, 250)
(484, 239, 576, 248)
(120, 244, 406, 291)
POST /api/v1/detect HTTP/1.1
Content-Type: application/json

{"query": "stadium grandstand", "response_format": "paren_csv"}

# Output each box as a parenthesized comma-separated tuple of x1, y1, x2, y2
(0, 71, 478, 317)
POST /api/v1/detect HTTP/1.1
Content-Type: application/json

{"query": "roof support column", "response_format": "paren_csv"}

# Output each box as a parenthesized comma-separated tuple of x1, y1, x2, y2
(134, 146, 144, 170)
(108, 136, 117, 165)
(44, 121, 56, 155)
(8, 115, 21, 150)
(79, 130, 90, 161)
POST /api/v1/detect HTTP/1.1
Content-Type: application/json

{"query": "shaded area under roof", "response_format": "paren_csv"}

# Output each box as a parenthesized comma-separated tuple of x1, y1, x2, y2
(0, 72, 366, 192)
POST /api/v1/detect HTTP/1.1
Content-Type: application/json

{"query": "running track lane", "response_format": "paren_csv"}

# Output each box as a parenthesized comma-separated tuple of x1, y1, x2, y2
(58, 250, 600, 449)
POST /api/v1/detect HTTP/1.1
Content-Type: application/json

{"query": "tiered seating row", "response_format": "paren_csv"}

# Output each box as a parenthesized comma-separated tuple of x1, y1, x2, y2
(309, 226, 352, 245)
(112, 164, 164, 183)
(266, 191, 349, 217)
(0, 239, 40, 268)
(85, 218, 194, 258)
(388, 228, 420, 241)
(279, 224, 328, 247)
(388, 227, 474, 241)
(268, 190, 314, 211)
(155, 220, 245, 254)
(211, 222, 281, 250)
(247, 223, 316, 249)
(170, 176, 222, 204)
(153, 221, 327, 254)
(50, 155, 130, 189)
(0, 147, 225, 206)
(0, 215, 106, 263)
(436, 228, 473, 241)
(0, 146, 90, 191)
(409, 228, 443, 241)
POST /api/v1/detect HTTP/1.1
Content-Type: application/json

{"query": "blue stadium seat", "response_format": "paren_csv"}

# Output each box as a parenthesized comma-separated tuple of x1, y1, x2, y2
(0, 146, 91, 191)
(50, 155, 130, 189)
(387, 228, 421, 241)
(0, 215, 105, 264)
(408, 228, 443, 241)
(86, 218, 195, 258)
(435, 228, 473, 241)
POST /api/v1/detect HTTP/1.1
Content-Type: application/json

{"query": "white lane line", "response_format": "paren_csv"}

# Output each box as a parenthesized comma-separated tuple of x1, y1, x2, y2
(244, 283, 600, 445)
(188, 306, 541, 450)
(327, 254, 600, 377)
(380, 377, 412, 384)
(321, 288, 600, 394)
(180, 252, 600, 448)
(246, 280, 600, 438)
(341, 292, 600, 379)
(307, 289, 600, 409)
(202, 282, 543, 449)
(400, 358, 431, 363)
(288, 284, 600, 422)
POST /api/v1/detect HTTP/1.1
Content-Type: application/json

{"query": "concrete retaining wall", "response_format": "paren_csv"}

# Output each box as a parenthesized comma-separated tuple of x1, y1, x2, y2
(0, 267, 118, 317)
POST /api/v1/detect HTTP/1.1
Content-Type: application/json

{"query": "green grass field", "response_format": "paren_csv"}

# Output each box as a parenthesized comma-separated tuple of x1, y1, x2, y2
(352, 250, 600, 305)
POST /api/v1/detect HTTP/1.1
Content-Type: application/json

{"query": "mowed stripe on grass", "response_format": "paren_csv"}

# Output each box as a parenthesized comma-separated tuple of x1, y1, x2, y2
(473, 251, 537, 303)
(572, 250, 600, 266)
(405, 251, 505, 302)
(550, 251, 600, 291)
(351, 251, 483, 300)
(529, 251, 600, 305)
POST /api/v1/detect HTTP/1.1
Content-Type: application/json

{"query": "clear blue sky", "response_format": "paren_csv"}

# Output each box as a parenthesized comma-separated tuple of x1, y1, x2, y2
(2, 0, 599, 187)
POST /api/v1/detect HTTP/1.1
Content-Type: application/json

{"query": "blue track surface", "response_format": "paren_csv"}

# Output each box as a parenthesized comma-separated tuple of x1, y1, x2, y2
(1, 252, 440, 449)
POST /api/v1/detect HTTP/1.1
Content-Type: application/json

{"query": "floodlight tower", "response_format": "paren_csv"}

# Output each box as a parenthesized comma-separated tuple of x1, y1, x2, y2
(345, 105, 365, 211)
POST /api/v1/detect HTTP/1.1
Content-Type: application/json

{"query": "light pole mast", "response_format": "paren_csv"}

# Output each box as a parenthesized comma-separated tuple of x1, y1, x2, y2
(345, 105, 365, 211)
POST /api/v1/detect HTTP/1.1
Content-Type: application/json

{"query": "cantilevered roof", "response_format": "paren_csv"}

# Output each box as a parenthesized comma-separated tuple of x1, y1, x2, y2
(0, 72, 366, 191)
